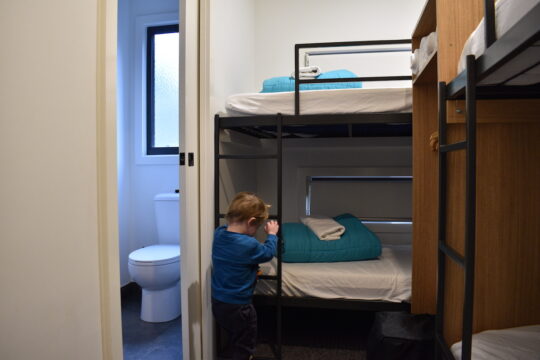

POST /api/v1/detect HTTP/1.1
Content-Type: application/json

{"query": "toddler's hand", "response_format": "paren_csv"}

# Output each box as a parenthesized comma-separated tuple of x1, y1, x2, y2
(264, 220, 279, 235)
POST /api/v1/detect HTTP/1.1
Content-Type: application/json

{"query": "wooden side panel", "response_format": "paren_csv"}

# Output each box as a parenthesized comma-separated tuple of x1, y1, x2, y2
(473, 122, 540, 333)
(443, 124, 466, 344)
(446, 125, 466, 256)
(436, 0, 483, 82)
(412, 0, 436, 49)
(441, 121, 540, 344)
(412, 82, 439, 314)
(448, 100, 540, 124)
(443, 257, 465, 345)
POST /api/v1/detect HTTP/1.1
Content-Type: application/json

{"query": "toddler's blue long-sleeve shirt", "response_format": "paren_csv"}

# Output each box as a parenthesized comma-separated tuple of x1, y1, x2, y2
(211, 225, 277, 304)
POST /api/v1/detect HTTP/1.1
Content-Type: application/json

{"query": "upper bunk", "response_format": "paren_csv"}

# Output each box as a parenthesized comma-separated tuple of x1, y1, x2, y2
(445, 0, 540, 100)
(216, 39, 413, 139)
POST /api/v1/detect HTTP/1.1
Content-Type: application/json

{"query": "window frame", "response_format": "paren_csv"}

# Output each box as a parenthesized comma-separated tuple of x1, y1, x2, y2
(146, 24, 180, 156)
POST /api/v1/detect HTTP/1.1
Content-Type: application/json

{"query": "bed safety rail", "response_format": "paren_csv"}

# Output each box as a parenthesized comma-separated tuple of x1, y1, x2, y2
(446, 0, 540, 100)
(294, 39, 412, 115)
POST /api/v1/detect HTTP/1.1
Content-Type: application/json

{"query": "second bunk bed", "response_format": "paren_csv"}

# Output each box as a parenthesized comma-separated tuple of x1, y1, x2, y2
(215, 39, 414, 359)
(435, 0, 540, 359)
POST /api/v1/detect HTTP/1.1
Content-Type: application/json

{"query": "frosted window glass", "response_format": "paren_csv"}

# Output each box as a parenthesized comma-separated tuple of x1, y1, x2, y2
(154, 32, 179, 148)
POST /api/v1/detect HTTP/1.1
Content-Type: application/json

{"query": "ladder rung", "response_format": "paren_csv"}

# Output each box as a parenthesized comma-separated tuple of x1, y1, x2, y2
(440, 141, 467, 153)
(218, 154, 278, 160)
(439, 241, 465, 267)
(258, 274, 278, 280)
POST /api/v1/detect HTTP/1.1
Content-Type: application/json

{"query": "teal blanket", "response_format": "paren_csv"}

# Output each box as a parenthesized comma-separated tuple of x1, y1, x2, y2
(282, 214, 381, 263)
(261, 69, 362, 93)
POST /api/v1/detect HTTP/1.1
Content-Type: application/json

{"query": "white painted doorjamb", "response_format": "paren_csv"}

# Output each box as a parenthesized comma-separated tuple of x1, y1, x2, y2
(180, 0, 202, 359)
(97, 0, 123, 359)
(198, 0, 215, 358)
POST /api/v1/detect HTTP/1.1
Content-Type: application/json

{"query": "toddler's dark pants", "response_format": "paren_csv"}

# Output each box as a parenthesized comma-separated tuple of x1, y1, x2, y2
(212, 298, 257, 360)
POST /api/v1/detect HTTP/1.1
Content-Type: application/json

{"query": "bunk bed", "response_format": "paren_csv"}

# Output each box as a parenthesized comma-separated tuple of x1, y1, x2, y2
(436, 1, 540, 359)
(214, 39, 414, 359)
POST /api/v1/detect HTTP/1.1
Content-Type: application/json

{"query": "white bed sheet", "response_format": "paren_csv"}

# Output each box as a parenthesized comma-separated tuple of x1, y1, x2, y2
(451, 325, 540, 360)
(255, 245, 411, 303)
(458, 0, 540, 85)
(225, 87, 412, 116)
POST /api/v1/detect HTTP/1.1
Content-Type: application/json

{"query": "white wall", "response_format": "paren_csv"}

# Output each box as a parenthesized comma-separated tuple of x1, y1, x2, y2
(209, 0, 426, 112)
(210, 0, 256, 115)
(254, 138, 413, 244)
(0, 1, 119, 359)
(254, 0, 426, 87)
(117, 0, 179, 286)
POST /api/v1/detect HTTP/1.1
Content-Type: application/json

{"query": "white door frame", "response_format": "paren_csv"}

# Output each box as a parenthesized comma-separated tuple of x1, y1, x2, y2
(179, 0, 203, 359)
(96, 0, 205, 358)
(198, 0, 215, 357)
(96, 0, 123, 359)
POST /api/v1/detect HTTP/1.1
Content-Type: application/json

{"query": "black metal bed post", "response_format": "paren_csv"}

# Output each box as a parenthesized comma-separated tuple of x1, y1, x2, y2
(294, 45, 300, 116)
(276, 114, 283, 359)
(436, 81, 448, 360)
(214, 115, 220, 229)
(214, 114, 222, 354)
(484, 0, 496, 49)
(462, 54, 478, 360)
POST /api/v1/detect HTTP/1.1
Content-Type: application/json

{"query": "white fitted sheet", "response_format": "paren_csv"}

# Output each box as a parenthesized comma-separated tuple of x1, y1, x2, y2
(225, 87, 412, 116)
(458, 0, 540, 85)
(451, 325, 540, 360)
(255, 245, 411, 303)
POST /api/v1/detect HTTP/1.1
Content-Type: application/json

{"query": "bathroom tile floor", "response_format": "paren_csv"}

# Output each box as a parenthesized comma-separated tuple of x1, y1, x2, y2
(121, 284, 183, 360)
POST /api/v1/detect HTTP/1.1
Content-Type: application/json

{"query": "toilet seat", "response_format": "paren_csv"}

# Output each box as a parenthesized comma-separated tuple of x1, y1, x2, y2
(128, 244, 180, 266)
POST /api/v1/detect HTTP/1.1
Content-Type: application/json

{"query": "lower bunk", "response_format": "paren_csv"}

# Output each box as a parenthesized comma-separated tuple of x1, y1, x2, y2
(449, 325, 540, 360)
(255, 244, 411, 311)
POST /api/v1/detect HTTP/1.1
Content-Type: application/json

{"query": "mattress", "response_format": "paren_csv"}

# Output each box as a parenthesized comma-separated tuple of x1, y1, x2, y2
(225, 87, 412, 116)
(450, 325, 540, 360)
(255, 245, 411, 303)
(458, 0, 540, 85)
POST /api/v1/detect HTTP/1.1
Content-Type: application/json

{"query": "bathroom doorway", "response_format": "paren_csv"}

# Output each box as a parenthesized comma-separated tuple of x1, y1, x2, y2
(116, 0, 201, 358)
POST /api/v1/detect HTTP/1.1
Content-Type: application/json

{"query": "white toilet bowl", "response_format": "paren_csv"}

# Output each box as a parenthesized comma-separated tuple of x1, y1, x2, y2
(128, 244, 181, 322)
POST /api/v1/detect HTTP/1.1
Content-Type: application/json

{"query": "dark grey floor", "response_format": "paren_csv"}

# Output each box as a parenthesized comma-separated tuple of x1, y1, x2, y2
(122, 283, 371, 360)
(121, 284, 183, 360)
(254, 306, 371, 359)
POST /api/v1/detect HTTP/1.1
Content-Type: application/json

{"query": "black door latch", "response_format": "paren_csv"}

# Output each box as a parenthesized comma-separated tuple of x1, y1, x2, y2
(179, 152, 194, 166)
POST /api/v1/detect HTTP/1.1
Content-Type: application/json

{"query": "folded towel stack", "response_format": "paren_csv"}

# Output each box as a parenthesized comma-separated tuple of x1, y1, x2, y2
(411, 31, 437, 75)
(300, 215, 345, 241)
(291, 66, 322, 79)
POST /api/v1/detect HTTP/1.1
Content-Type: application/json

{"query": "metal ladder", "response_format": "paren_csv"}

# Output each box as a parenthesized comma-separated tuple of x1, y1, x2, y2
(214, 114, 284, 360)
(435, 55, 477, 360)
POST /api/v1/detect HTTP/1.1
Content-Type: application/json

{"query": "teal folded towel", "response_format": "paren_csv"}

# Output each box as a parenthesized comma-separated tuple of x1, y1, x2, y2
(282, 213, 381, 263)
(261, 69, 362, 93)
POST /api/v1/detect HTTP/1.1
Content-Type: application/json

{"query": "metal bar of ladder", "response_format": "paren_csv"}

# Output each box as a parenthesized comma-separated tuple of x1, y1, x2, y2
(276, 114, 283, 360)
(436, 55, 477, 360)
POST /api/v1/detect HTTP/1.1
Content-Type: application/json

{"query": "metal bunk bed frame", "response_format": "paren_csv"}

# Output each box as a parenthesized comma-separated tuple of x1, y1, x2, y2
(214, 39, 413, 360)
(436, 1, 540, 359)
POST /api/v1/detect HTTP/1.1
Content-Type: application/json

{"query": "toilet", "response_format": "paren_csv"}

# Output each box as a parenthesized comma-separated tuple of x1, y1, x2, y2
(128, 193, 181, 322)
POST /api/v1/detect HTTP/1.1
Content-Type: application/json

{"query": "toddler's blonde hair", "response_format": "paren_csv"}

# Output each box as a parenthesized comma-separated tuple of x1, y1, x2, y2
(226, 192, 270, 226)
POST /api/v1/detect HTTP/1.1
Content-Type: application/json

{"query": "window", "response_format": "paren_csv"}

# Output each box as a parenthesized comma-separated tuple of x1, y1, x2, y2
(146, 24, 179, 155)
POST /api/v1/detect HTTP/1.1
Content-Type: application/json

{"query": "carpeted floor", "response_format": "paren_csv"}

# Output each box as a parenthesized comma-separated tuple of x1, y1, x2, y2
(229, 306, 373, 359)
